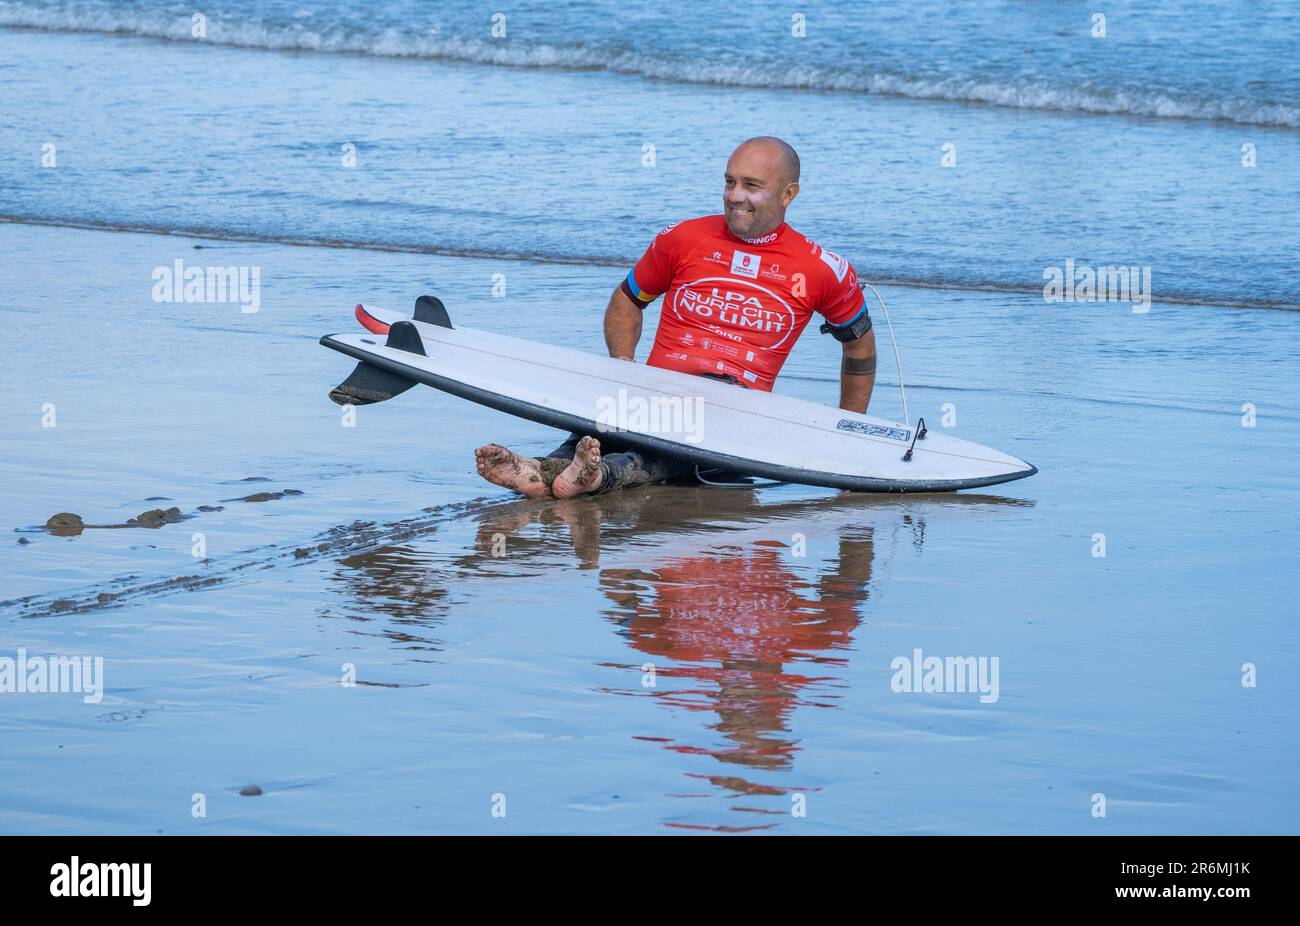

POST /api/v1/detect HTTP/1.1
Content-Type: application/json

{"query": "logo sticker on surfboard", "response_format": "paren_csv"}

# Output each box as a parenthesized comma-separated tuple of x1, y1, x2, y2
(836, 419, 911, 441)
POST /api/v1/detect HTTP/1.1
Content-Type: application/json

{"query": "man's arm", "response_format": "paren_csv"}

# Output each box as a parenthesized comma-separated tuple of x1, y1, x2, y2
(839, 328, 877, 414)
(604, 285, 643, 360)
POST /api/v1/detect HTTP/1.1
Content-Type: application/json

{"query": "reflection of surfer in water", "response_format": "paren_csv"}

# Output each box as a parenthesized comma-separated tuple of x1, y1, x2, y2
(471, 489, 883, 786)
(331, 488, 1026, 808)
(602, 524, 878, 780)
(480, 495, 877, 824)
(474, 136, 878, 499)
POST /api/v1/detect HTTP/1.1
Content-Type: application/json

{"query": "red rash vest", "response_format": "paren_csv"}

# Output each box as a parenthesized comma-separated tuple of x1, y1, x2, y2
(620, 215, 868, 392)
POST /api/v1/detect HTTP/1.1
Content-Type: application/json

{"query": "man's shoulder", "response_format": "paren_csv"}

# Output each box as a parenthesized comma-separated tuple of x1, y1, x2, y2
(653, 214, 722, 241)
(787, 226, 855, 285)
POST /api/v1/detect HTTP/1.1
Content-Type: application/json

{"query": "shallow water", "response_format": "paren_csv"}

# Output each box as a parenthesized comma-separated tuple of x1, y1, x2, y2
(1, 222, 1296, 833)
(1, 1, 1297, 834)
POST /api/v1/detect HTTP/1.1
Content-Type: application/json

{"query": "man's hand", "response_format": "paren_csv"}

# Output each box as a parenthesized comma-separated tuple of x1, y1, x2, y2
(604, 286, 643, 361)
(839, 328, 877, 414)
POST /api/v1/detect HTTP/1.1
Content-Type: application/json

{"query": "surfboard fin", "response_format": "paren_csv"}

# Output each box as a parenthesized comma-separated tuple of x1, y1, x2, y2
(415, 295, 453, 328)
(328, 362, 417, 406)
(385, 320, 427, 356)
(327, 321, 426, 405)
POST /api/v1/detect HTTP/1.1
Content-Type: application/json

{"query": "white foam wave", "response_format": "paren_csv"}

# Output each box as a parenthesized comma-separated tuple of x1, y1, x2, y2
(2, 2, 1296, 128)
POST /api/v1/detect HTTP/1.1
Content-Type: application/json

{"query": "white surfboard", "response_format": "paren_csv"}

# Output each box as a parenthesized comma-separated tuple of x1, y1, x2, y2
(320, 297, 1037, 493)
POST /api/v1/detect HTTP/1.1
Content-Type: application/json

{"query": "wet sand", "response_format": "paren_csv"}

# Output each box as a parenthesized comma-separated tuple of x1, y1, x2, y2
(1, 222, 1297, 834)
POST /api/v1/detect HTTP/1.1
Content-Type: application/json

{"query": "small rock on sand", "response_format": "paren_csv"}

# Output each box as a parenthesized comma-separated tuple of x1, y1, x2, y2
(129, 507, 183, 527)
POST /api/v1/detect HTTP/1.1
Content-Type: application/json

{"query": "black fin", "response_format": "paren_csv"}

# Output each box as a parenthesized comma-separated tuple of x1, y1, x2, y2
(414, 295, 453, 329)
(386, 320, 426, 355)
(328, 361, 418, 406)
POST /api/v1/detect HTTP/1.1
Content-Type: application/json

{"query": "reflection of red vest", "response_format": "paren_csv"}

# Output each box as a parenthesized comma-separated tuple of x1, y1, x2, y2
(625, 215, 866, 392)
(622, 545, 859, 665)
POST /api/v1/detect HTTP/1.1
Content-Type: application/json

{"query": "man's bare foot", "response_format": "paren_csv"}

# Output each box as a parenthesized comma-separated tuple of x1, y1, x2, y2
(474, 444, 551, 498)
(552, 436, 605, 499)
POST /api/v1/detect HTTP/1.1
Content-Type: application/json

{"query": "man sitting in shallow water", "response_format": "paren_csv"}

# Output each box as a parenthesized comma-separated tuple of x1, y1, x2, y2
(475, 135, 878, 498)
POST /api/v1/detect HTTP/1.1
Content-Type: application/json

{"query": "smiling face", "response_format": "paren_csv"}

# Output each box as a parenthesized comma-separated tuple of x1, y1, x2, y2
(723, 139, 800, 240)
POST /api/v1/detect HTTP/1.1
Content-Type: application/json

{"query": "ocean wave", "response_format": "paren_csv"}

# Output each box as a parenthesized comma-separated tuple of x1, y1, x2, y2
(1, 2, 1296, 128)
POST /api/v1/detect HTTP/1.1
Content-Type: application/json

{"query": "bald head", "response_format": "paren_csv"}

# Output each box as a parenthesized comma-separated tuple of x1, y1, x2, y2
(723, 136, 801, 240)
(736, 136, 800, 187)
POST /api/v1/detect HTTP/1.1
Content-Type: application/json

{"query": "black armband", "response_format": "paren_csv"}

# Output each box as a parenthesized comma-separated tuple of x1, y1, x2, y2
(819, 308, 872, 342)
(841, 355, 877, 376)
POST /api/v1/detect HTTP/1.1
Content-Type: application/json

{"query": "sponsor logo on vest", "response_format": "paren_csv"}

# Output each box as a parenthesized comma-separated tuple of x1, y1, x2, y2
(699, 336, 739, 358)
(730, 250, 761, 278)
(741, 230, 779, 245)
(671, 278, 799, 349)
(679, 286, 787, 333)
(819, 247, 849, 282)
